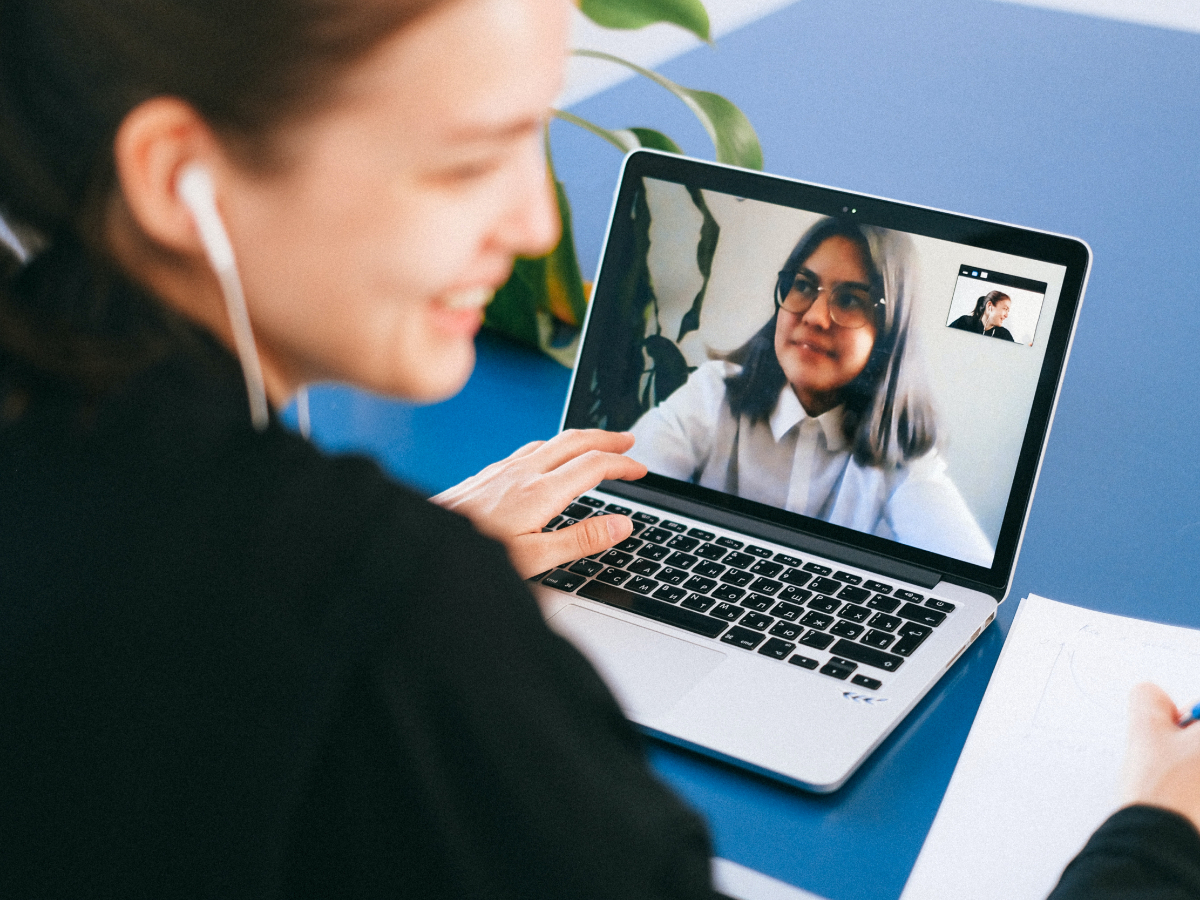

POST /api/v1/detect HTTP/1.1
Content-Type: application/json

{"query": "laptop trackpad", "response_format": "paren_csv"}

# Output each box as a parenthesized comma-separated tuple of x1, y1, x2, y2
(549, 604, 726, 720)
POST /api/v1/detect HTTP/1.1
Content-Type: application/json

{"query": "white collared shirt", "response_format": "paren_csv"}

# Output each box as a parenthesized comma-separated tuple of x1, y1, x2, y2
(628, 360, 994, 566)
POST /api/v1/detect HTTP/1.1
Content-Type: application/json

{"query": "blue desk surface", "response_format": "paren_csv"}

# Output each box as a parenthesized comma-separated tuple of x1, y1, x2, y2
(296, 2, 1200, 897)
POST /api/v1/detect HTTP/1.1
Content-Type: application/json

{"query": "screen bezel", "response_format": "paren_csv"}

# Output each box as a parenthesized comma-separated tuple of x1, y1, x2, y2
(563, 150, 1090, 597)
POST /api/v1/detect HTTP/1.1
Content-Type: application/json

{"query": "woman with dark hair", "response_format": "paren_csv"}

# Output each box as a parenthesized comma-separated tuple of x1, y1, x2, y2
(949, 289, 1015, 340)
(629, 217, 993, 565)
(0, 0, 718, 896)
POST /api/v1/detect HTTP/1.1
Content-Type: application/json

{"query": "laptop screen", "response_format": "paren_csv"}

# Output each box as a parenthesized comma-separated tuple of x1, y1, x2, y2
(564, 152, 1088, 592)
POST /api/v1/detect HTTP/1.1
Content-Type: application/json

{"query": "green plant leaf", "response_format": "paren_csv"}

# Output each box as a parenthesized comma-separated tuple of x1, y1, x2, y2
(553, 112, 683, 158)
(676, 186, 718, 341)
(579, 0, 711, 42)
(573, 49, 763, 170)
(624, 127, 683, 154)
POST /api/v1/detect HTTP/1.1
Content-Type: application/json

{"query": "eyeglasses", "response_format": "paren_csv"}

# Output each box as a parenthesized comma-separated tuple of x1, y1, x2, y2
(776, 273, 882, 330)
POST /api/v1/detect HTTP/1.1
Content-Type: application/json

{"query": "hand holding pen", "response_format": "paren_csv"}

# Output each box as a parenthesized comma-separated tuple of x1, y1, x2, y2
(1118, 683, 1200, 832)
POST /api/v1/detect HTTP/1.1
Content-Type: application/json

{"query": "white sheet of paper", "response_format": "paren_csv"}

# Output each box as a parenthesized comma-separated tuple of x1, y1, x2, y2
(900, 593, 1200, 900)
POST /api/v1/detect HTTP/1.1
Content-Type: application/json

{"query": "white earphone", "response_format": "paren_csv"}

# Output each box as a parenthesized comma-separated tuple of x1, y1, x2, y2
(176, 163, 270, 432)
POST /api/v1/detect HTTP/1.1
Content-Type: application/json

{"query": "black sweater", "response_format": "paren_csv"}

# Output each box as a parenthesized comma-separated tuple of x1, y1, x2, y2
(0, 324, 717, 898)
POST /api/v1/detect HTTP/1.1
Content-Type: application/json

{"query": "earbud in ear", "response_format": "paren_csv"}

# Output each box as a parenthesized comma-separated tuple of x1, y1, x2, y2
(175, 162, 270, 431)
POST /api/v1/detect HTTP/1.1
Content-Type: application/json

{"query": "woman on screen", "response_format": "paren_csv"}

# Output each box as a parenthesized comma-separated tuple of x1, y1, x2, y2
(949, 289, 1016, 340)
(629, 217, 993, 565)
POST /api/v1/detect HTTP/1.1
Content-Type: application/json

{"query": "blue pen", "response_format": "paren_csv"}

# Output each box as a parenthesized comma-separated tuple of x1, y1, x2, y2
(1178, 701, 1200, 728)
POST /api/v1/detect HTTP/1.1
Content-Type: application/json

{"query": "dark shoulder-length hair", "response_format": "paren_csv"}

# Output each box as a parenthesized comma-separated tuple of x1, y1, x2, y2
(724, 217, 936, 468)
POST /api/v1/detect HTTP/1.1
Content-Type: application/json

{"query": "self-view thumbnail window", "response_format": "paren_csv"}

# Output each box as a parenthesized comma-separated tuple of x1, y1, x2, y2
(946, 266, 1048, 347)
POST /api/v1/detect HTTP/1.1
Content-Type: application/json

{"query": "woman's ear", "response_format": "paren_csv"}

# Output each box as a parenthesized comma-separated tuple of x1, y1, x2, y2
(111, 97, 222, 258)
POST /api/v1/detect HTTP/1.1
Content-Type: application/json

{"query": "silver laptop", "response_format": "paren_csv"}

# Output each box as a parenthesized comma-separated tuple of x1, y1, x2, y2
(532, 150, 1089, 792)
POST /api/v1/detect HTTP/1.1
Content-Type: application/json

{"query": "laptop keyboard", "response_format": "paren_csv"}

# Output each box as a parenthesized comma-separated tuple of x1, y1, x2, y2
(532, 495, 957, 692)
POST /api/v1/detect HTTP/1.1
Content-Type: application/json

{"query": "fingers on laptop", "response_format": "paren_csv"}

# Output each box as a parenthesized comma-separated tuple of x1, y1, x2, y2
(510, 512, 634, 580)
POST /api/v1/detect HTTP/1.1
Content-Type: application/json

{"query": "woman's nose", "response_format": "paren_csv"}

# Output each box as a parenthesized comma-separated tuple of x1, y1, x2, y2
(801, 292, 834, 328)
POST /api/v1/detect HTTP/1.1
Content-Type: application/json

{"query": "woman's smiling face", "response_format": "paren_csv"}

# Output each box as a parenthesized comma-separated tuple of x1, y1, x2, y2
(774, 234, 877, 416)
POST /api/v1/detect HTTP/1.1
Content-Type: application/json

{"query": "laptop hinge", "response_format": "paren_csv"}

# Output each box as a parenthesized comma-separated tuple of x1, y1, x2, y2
(597, 480, 942, 590)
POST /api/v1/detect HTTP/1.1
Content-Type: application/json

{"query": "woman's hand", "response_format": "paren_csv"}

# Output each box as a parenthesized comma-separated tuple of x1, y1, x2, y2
(432, 429, 648, 579)
(1119, 682, 1200, 830)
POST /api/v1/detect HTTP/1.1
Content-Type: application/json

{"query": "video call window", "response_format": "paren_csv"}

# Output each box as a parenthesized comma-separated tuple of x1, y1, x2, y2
(945, 267, 1049, 347)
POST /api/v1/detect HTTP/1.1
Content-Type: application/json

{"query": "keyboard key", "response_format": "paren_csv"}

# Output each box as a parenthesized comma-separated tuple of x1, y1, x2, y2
(629, 522, 646, 537)
(837, 603, 871, 623)
(803, 562, 832, 576)
(693, 560, 725, 578)
(604, 503, 632, 515)
(627, 558, 660, 577)
(833, 571, 862, 585)
(597, 567, 631, 586)
(723, 552, 754, 569)
(615, 537, 643, 553)
(720, 569, 754, 587)
(799, 631, 835, 650)
(799, 611, 833, 630)
(769, 621, 804, 641)
(712, 585, 746, 603)
(741, 612, 774, 631)
(895, 589, 924, 603)
(770, 601, 804, 621)
(568, 559, 604, 577)
(780, 568, 812, 587)
(579, 581, 727, 638)
(636, 544, 670, 562)
(746, 544, 773, 558)
(863, 580, 892, 593)
(830, 621, 864, 639)
(774, 553, 802, 567)
(660, 520, 687, 533)
(789, 654, 820, 670)
(682, 575, 717, 594)
(867, 612, 901, 632)
(641, 527, 672, 544)
(749, 577, 783, 595)
(599, 549, 632, 567)
(654, 567, 690, 586)
(749, 560, 783, 578)
(837, 585, 870, 603)
(556, 517, 578, 530)
(694, 543, 727, 561)
(681, 593, 716, 612)
(652, 584, 687, 603)
(626, 576, 658, 595)
(709, 602, 744, 621)
(561, 502, 595, 520)
(687, 527, 716, 541)
(664, 551, 698, 569)
(893, 623, 933, 656)
(577, 495, 605, 508)
(777, 586, 812, 604)
(807, 596, 840, 614)
(925, 598, 956, 613)
(758, 637, 796, 660)
(740, 593, 774, 612)
(820, 660, 856, 680)
(632, 511, 659, 524)
(721, 626, 766, 650)
(809, 576, 841, 594)
(829, 639, 904, 672)
(851, 674, 882, 690)
(866, 594, 900, 613)
(716, 536, 744, 549)
(861, 629, 895, 649)
(541, 569, 586, 592)
(666, 535, 700, 552)
(896, 603, 946, 627)
(545, 516, 564, 530)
